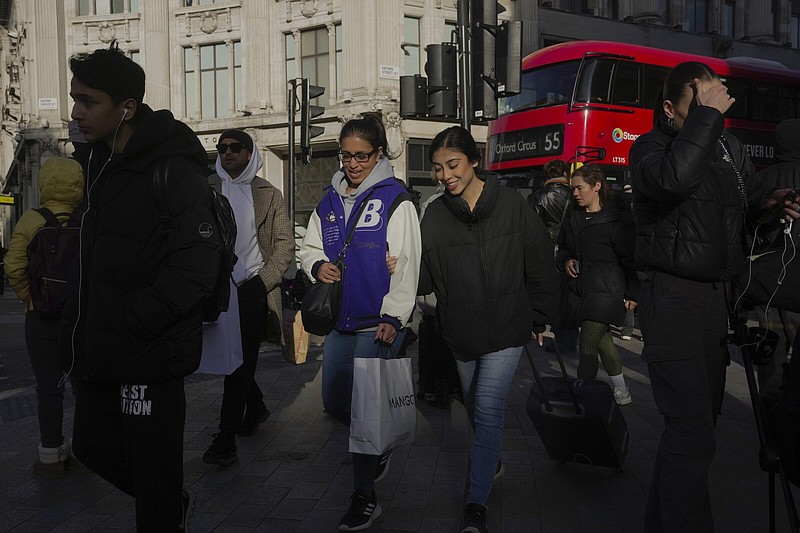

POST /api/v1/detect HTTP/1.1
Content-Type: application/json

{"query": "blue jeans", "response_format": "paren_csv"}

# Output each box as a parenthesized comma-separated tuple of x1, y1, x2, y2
(454, 345, 523, 506)
(322, 328, 406, 493)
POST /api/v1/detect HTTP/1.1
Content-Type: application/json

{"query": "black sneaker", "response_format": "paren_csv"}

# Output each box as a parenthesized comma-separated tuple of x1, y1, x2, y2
(202, 430, 239, 466)
(338, 489, 382, 531)
(374, 450, 392, 483)
(238, 403, 270, 437)
(179, 488, 195, 532)
(460, 503, 488, 533)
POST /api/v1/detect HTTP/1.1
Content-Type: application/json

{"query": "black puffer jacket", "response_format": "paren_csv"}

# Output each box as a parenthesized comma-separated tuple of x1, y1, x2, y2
(530, 179, 572, 244)
(61, 105, 222, 384)
(418, 173, 558, 361)
(556, 201, 638, 326)
(629, 106, 769, 282)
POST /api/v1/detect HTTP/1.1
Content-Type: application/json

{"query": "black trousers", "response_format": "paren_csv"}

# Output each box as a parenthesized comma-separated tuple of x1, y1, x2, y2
(219, 275, 267, 431)
(639, 271, 728, 533)
(73, 377, 186, 532)
(25, 312, 74, 448)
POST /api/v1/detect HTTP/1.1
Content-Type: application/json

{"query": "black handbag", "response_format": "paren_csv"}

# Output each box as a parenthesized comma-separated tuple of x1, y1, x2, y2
(301, 193, 373, 336)
(301, 259, 344, 335)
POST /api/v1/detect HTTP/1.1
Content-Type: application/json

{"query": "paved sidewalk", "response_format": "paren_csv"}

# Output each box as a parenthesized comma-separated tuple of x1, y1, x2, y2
(1, 288, 799, 531)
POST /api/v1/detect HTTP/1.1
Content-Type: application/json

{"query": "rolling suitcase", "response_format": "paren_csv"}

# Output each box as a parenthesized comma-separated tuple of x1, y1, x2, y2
(524, 340, 629, 470)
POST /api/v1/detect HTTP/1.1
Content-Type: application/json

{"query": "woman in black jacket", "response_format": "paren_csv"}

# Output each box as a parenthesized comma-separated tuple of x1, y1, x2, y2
(629, 61, 800, 533)
(418, 126, 556, 533)
(557, 164, 637, 405)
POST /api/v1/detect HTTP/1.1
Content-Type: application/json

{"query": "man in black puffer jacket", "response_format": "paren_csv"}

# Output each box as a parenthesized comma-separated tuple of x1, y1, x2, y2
(749, 119, 800, 402)
(61, 46, 221, 531)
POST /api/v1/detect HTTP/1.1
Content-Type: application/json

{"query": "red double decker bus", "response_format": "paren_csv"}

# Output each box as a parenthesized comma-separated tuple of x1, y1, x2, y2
(486, 40, 800, 189)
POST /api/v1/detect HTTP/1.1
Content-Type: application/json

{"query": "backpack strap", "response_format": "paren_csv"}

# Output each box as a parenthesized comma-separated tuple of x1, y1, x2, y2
(34, 207, 75, 228)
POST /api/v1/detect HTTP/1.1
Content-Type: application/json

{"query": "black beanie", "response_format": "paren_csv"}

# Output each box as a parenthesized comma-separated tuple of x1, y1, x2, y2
(218, 129, 253, 152)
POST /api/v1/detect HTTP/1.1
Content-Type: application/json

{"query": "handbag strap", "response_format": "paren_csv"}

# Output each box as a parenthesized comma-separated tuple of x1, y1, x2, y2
(336, 190, 376, 262)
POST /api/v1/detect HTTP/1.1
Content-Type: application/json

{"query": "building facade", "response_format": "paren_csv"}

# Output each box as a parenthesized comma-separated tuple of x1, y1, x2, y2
(0, 0, 798, 248)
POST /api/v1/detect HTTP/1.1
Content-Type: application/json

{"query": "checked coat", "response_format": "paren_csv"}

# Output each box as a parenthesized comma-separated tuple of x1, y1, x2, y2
(209, 174, 294, 345)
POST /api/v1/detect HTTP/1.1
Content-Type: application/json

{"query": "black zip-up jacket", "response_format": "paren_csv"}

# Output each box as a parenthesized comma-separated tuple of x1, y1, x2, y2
(629, 106, 768, 282)
(60, 105, 222, 383)
(418, 173, 558, 361)
(556, 201, 638, 326)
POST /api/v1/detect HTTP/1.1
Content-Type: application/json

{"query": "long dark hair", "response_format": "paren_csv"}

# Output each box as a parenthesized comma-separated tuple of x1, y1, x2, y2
(339, 112, 393, 159)
(428, 126, 482, 164)
(652, 61, 719, 127)
(571, 164, 608, 207)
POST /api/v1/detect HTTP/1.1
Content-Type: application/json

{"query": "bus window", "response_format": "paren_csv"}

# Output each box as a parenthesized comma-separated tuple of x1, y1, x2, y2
(724, 77, 748, 119)
(611, 61, 641, 106)
(755, 84, 800, 122)
(499, 60, 580, 115)
(643, 64, 670, 111)
(575, 57, 615, 104)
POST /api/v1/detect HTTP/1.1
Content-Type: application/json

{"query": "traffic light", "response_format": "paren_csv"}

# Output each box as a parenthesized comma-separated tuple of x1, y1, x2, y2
(470, 0, 500, 121)
(424, 43, 457, 118)
(400, 75, 428, 118)
(300, 78, 325, 165)
(496, 20, 522, 97)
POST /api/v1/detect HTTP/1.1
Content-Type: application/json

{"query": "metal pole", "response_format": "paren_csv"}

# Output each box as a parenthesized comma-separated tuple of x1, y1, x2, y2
(288, 79, 297, 227)
(457, 0, 471, 131)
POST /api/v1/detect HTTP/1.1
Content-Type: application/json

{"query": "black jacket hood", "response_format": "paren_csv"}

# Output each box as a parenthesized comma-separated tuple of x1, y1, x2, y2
(74, 104, 207, 173)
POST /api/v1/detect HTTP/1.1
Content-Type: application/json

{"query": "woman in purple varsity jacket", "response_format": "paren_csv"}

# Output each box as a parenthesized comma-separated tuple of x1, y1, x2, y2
(298, 114, 421, 532)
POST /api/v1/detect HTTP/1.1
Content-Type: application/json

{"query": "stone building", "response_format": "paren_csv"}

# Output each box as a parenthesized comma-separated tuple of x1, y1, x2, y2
(0, 0, 798, 249)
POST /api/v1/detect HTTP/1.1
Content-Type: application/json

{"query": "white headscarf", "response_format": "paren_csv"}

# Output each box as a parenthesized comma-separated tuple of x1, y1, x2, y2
(215, 132, 265, 285)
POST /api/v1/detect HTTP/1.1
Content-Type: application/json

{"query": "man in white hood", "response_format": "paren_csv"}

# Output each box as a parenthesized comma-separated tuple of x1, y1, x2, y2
(203, 129, 294, 466)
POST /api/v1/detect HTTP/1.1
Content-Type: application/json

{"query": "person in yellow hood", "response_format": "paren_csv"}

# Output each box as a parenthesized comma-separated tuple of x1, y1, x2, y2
(5, 156, 87, 479)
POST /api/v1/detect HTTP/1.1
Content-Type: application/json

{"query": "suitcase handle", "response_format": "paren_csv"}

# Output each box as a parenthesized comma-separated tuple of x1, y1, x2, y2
(523, 341, 582, 415)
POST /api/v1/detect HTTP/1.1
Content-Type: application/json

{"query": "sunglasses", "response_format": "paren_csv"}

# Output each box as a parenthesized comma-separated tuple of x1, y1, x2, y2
(216, 142, 247, 154)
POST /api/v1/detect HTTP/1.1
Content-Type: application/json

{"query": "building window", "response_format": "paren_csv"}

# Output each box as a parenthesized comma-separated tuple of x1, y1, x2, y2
(79, 0, 138, 15)
(791, 1, 800, 49)
(183, 41, 241, 120)
(723, 1, 735, 36)
(685, 0, 708, 33)
(184, 0, 222, 5)
(129, 50, 140, 64)
(286, 27, 335, 107)
(658, 0, 669, 22)
(403, 17, 421, 76)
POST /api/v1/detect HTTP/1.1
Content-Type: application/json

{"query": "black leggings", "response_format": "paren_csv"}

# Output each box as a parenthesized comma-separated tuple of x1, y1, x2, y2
(577, 320, 622, 380)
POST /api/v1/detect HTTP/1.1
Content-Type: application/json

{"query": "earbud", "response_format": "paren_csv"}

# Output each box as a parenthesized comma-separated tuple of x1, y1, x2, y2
(122, 107, 130, 117)
(785, 219, 793, 235)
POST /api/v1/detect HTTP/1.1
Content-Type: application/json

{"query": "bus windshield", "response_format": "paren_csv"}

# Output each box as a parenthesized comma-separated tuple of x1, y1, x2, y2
(499, 60, 580, 115)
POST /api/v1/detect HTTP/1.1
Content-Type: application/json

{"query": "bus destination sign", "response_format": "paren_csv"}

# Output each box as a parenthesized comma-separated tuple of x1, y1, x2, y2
(488, 124, 565, 165)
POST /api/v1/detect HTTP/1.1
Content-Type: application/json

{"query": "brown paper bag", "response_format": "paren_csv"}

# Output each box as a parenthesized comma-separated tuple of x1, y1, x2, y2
(282, 309, 309, 365)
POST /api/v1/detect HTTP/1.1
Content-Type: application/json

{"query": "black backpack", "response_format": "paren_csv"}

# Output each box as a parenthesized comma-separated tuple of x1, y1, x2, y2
(152, 159, 237, 323)
(26, 207, 82, 320)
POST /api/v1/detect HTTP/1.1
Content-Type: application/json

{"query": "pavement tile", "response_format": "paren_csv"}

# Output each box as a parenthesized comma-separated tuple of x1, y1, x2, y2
(3, 288, 800, 531)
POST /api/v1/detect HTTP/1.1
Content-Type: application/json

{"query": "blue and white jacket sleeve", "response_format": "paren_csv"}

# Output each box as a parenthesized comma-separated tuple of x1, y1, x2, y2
(380, 201, 422, 329)
(298, 210, 329, 282)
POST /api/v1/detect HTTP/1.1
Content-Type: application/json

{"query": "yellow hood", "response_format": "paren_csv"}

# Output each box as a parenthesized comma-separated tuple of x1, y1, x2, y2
(39, 157, 84, 211)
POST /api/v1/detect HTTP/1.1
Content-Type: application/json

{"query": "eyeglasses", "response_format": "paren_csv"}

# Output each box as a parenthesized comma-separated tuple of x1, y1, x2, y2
(338, 148, 378, 163)
(216, 142, 246, 154)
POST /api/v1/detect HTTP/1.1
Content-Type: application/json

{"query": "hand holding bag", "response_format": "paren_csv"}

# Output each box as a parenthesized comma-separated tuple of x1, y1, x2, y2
(300, 259, 344, 336)
(349, 355, 417, 455)
(301, 192, 374, 336)
(197, 280, 244, 375)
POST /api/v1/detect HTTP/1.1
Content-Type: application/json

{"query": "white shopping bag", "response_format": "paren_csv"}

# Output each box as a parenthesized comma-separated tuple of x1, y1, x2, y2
(349, 357, 417, 455)
(197, 280, 244, 375)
